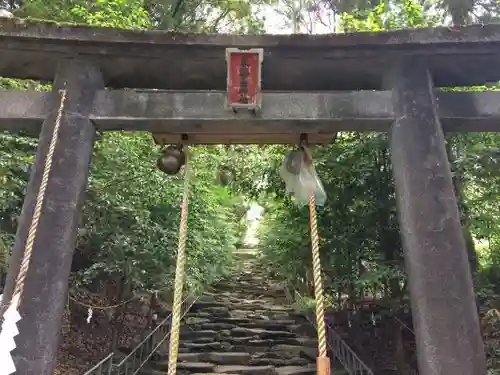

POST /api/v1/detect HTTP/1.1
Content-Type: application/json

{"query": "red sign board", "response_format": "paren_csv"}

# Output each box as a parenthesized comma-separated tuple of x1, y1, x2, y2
(226, 48, 263, 110)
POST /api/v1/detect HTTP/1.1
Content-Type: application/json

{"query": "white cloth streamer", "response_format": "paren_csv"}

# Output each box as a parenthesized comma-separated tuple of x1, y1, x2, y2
(0, 294, 21, 375)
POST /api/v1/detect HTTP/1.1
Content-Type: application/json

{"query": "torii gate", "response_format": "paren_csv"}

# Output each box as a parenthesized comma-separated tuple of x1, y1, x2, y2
(0, 18, 492, 375)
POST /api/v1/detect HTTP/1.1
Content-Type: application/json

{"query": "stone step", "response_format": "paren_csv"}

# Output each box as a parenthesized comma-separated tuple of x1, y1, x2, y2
(180, 342, 232, 351)
(248, 357, 310, 366)
(158, 351, 315, 366)
(180, 335, 314, 348)
(275, 365, 316, 375)
(230, 327, 296, 339)
(181, 329, 219, 339)
(193, 304, 294, 313)
(154, 360, 315, 374)
(188, 308, 231, 317)
(182, 319, 299, 330)
(183, 332, 308, 345)
(184, 316, 212, 325)
(211, 298, 282, 306)
(208, 292, 284, 300)
(143, 365, 347, 375)
(199, 322, 239, 330)
(210, 290, 285, 297)
(220, 344, 312, 356)
(192, 322, 297, 334)
(177, 362, 216, 372)
(209, 286, 273, 294)
(238, 319, 296, 330)
(196, 311, 296, 322)
(213, 365, 275, 374)
(209, 290, 286, 298)
(205, 352, 251, 365)
(139, 255, 357, 375)
(216, 318, 297, 328)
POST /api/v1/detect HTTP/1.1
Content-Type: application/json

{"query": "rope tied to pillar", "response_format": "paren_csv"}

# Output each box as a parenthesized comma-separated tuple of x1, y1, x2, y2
(280, 142, 330, 375)
(12, 90, 67, 306)
(0, 88, 68, 375)
(303, 144, 330, 375)
(167, 147, 191, 375)
(308, 192, 328, 357)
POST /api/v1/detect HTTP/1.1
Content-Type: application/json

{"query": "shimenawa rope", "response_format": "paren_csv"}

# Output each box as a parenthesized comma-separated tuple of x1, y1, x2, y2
(302, 143, 330, 374)
(167, 149, 191, 375)
(10, 88, 68, 309)
(309, 193, 328, 359)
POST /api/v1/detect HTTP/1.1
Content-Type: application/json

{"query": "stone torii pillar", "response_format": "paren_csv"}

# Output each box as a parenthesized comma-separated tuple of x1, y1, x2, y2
(388, 60, 487, 375)
(2, 59, 103, 375)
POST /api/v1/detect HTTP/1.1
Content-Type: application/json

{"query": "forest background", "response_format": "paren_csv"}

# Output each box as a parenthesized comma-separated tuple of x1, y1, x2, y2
(0, 0, 499, 373)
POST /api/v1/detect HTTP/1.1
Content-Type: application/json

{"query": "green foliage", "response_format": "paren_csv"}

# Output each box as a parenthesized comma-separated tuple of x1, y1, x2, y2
(10, 0, 268, 33)
(0, 128, 244, 300)
(0, 0, 266, 300)
(70, 0, 152, 29)
(340, 0, 436, 31)
(256, 135, 404, 306)
(73, 133, 241, 296)
(15, 0, 151, 28)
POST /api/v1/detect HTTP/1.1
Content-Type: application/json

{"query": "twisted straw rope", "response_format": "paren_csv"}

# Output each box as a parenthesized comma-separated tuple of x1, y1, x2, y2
(301, 144, 328, 359)
(10, 88, 68, 308)
(309, 187, 328, 359)
(167, 150, 191, 375)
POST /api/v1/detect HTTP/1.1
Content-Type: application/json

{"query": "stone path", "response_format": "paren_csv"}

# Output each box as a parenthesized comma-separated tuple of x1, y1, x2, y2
(148, 249, 347, 375)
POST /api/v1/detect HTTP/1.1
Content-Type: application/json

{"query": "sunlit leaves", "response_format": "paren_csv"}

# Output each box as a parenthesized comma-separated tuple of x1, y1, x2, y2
(76, 132, 242, 296)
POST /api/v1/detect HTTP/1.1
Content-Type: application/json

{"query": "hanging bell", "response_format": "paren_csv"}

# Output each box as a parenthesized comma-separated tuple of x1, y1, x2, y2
(284, 149, 304, 176)
(217, 165, 235, 186)
(157, 145, 186, 175)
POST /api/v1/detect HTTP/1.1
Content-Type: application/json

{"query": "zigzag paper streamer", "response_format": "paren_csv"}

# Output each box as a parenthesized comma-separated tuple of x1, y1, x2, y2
(0, 294, 21, 375)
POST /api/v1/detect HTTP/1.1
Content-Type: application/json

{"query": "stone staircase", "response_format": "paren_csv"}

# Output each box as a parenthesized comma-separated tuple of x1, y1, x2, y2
(147, 250, 347, 375)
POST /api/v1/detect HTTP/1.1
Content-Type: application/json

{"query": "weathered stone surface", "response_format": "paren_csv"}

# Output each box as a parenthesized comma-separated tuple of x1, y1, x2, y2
(228, 345, 271, 353)
(187, 311, 213, 318)
(177, 362, 217, 372)
(201, 322, 238, 330)
(3, 60, 104, 375)
(240, 320, 296, 329)
(230, 327, 296, 338)
(178, 353, 203, 362)
(223, 336, 260, 344)
(206, 352, 251, 365)
(181, 329, 218, 338)
(270, 345, 309, 356)
(293, 338, 317, 347)
(275, 365, 316, 375)
(182, 342, 227, 351)
(185, 317, 212, 324)
(193, 301, 227, 309)
(299, 348, 317, 361)
(214, 365, 275, 374)
(141, 370, 169, 375)
(249, 358, 310, 366)
(230, 310, 261, 318)
(190, 337, 216, 344)
(199, 306, 231, 316)
(216, 318, 251, 324)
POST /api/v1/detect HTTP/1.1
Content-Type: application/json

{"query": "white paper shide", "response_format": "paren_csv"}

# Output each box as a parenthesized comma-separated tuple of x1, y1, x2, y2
(0, 294, 21, 375)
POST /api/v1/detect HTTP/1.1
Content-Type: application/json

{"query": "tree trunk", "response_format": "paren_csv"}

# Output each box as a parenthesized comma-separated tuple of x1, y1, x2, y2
(445, 137, 478, 277)
(393, 319, 410, 375)
(146, 292, 158, 330)
(378, 146, 411, 374)
(110, 276, 128, 352)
